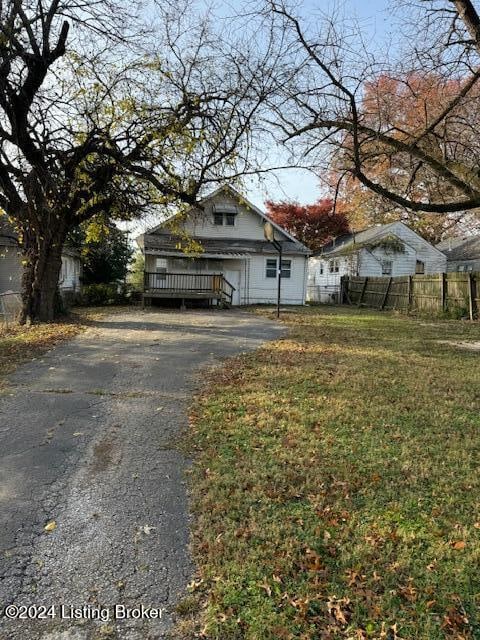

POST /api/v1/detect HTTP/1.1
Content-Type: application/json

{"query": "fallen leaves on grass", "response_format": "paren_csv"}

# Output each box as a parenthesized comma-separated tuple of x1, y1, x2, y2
(182, 306, 480, 640)
(0, 321, 78, 386)
(451, 540, 466, 550)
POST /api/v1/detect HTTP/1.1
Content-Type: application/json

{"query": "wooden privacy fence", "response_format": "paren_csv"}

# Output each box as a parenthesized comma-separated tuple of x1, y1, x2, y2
(342, 272, 479, 319)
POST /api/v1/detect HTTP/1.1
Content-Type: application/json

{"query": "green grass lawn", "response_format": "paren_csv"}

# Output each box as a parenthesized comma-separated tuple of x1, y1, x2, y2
(182, 306, 480, 640)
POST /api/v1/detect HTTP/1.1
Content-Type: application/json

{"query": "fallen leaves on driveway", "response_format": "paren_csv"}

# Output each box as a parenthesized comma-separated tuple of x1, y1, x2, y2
(44, 520, 57, 532)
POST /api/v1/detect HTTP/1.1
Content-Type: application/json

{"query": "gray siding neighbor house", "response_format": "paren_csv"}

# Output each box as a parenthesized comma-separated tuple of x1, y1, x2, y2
(436, 236, 480, 272)
(0, 220, 22, 295)
(136, 185, 310, 306)
(0, 219, 82, 295)
(308, 221, 447, 303)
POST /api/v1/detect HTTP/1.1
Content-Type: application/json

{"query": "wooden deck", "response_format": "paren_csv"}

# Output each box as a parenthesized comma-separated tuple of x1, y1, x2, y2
(143, 272, 235, 306)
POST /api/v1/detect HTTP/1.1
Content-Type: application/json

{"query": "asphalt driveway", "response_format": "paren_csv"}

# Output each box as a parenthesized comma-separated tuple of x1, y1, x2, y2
(0, 309, 283, 640)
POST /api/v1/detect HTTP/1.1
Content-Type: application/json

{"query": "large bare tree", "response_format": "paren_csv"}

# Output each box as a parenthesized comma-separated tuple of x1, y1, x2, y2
(263, 0, 480, 219)
(0, 0, 278, 322)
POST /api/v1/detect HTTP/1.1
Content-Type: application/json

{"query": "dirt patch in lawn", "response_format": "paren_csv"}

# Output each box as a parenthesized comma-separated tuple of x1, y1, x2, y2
(438, 340, 480, 351)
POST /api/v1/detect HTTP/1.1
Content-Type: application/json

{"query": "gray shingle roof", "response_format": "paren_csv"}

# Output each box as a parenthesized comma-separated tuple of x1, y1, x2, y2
(142, 234, 309, 255)
(436, 236, 480, 261)
(313, 222, 401, 257)
(139, 185, 311, 255)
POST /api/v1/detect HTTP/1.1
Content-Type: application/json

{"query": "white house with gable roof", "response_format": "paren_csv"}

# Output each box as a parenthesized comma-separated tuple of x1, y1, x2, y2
(308, 221, 447, 303)
(136, 185, 311, 307)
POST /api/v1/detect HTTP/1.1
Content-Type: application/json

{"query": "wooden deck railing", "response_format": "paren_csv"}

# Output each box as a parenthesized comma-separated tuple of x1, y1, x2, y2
(144, 272, 235, 304)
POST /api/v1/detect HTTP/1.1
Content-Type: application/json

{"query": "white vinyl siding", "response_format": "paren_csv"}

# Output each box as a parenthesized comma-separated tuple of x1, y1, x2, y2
(247, 254, 306, 304)
(143, 189, 309, 305)
(1, 246, 81, 295)
(145, 253, 307, 305)
(180, 193, 268, 241)
(447, 259, 480, 272)
(307, 222, 447, 302)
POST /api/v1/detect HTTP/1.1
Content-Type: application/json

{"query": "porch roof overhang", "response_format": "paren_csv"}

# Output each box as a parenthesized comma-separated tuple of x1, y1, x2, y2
(141, 234, 310, 257)
(145, 248, 250, 259)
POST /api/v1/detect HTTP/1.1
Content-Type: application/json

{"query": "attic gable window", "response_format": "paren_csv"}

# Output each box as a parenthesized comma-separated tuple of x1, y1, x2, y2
(415, 260, 425, 274)
(212, 204, 238, 226)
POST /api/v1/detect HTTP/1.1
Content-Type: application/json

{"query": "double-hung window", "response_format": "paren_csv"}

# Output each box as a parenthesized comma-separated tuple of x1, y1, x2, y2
(280, 259, 291, 278)
(266, 258, 277, 278)
(329, 259, 339, 273)
(266, 258, 292, 278)
(155, 258, 167, 282)
(212, 205, 237, 226)
(381, 260, 393, 275)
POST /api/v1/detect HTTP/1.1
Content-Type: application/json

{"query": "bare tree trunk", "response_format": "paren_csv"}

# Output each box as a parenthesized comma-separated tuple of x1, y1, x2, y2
(20, 224, 66, 324)
(453, 1, 480, 53)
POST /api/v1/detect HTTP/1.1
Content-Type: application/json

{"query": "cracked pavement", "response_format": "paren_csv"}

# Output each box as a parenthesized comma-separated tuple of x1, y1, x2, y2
(0, 309, 283, 640)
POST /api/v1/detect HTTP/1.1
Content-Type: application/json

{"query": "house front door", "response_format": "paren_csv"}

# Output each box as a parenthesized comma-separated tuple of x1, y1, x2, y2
(223, 269, 241, 305)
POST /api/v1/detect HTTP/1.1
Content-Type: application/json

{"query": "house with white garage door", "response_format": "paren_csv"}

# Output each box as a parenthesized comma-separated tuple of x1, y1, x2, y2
(136, 186, 310, 307)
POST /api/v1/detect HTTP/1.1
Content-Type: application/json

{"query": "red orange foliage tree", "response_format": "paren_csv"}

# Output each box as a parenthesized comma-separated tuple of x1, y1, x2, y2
(268, 0, 480, 217)
(331, 73, 480, 243)
(265, 199, 350, 251)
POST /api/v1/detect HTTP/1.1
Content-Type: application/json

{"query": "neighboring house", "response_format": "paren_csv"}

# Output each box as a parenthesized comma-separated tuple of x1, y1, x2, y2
(58, 248, 82, 293)
(136, 185, 310, 306)
(436, 235, 480, 272)
(0, 219, 81, 295)
(0, 219, 22, 294)
(308, 221, 447, 303)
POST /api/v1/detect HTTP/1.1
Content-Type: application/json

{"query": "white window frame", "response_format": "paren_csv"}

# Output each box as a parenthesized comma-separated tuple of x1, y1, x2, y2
(329, 259, 339, 274)
(381, 260, 393, 275)
(280, 259, 291, 279)
(155, 258, 167, 281)
(266, 258, 277, 278)
(212, 209, 236, 226)
(415, 259, 425, 274)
